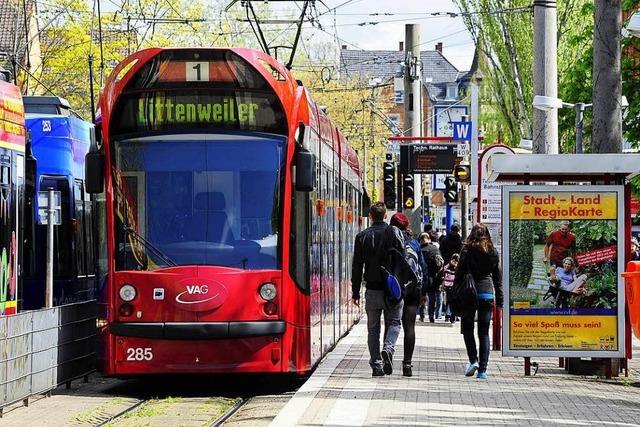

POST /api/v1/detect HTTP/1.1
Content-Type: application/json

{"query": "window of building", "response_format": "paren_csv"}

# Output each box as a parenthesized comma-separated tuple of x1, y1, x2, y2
(446, 83, 458, 100)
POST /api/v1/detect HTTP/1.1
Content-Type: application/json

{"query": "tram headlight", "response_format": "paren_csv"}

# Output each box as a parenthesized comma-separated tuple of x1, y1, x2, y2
(119, 284, 137, 302)
(259, 283, 277, 301)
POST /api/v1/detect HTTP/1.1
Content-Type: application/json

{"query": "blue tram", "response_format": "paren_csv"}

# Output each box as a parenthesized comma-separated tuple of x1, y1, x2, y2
(22, 96, 96, 309)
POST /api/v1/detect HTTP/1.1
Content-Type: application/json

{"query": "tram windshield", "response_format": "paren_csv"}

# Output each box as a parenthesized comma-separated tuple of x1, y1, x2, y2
(112, 133, 285, 271)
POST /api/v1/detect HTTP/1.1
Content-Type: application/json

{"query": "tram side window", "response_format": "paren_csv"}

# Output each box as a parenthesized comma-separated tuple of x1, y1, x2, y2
(84, 186, 95, 275)
(74, 180, 87, 277)
(290, 178, 310, 292)
(40, 176, 72, 277)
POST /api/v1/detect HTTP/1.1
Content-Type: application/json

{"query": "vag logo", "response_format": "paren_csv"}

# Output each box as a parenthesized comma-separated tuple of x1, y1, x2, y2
(175, 281, 226, 307)
(186, 285, 208, 294)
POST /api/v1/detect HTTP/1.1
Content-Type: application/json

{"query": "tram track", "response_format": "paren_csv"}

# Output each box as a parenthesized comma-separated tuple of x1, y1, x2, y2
(95, 398, 149, 426)
(209, 397, 246, 427)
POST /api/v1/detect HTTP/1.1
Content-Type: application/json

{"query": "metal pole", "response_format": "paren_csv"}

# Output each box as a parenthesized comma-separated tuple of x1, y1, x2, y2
(361, 101, 367, 197)
(470, 82, 480, 185)
(45, 189, 54, 308)
(533, 0, 558, 154)
(461, 115, 469, 239)
(373, 155, 378, 200)
(370, 86, 375, 197)
(575, 102, 585, 154)
(404, 23, 421, 232)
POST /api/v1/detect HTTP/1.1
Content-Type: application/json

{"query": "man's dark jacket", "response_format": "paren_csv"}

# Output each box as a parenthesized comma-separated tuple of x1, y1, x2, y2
(351, 221, 402, 299)
(440, 233, 462, 263)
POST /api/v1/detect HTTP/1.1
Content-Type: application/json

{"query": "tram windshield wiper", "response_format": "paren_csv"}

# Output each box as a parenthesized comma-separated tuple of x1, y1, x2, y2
(124, 226, 177, 268)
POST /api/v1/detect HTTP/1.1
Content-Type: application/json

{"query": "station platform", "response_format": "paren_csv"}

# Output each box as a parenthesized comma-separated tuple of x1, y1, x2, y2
(271, 317, 640, 427)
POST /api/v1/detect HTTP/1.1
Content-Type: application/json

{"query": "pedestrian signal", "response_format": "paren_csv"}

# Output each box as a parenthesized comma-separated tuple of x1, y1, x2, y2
(383, 161, 396, 209)
(444, 175, 458, 203)
(403, 174, 414, 209)
(454, 164, 471, 183)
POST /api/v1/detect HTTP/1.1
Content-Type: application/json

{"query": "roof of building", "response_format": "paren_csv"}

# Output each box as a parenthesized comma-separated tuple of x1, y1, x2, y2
(0, 0, 35, 67)
(339, 48, 464, 101)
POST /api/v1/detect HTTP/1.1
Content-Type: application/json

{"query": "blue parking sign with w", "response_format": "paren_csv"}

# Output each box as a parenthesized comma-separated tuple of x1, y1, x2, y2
(452, 121, 472, 141)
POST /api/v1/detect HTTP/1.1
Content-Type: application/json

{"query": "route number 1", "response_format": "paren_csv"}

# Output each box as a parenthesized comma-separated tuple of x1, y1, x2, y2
(186, 61, 209, 82)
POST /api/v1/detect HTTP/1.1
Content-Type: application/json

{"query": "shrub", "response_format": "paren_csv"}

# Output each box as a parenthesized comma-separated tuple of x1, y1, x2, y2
(509, 220, 535, 289)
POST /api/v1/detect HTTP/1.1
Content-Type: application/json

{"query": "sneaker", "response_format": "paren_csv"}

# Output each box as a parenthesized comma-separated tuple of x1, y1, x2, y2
(402, 363, 413, 377)
(465, 361, 479, 377)
(477, 371, 487, 379)
(419, 314, 425, 322)
(372, 366, 385, 377)
(381, 350, 393, 375)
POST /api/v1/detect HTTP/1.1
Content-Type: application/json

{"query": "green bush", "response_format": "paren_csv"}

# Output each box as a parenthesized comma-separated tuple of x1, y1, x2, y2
(531, 221, 547, 244)
(572, 220, 617, 252)
(509, 220, 535, 289)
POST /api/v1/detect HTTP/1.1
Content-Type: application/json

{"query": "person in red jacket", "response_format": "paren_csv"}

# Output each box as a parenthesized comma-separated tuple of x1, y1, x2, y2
(544, 221, 576, 267)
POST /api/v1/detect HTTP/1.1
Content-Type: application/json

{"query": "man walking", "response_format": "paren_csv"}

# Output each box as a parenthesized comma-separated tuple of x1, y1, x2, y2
(420, 231, 444, 322)
(440, 224, 462, 264)
(352, 202, 404, 376)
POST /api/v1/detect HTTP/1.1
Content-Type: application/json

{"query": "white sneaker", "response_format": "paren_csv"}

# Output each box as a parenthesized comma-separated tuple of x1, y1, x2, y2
(465, 361, 479, 377)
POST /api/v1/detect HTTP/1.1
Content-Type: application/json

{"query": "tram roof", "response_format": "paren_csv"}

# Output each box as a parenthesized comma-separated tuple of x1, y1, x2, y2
(486, 153, 640, 182)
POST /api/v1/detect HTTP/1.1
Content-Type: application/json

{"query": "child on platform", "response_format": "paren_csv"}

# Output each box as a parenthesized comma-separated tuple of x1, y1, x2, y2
(442, 253, 459, 324)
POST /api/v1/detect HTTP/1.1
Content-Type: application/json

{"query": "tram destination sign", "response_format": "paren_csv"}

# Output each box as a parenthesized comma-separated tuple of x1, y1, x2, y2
(399, 143, 457, 174)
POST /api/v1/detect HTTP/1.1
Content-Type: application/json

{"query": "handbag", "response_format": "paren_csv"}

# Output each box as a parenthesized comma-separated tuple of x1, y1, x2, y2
(448, 255, 478, 316)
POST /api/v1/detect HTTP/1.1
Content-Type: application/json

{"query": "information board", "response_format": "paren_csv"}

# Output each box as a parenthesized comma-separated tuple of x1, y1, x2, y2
(503, 185, 625, 357)
(399, 143, 456, 174)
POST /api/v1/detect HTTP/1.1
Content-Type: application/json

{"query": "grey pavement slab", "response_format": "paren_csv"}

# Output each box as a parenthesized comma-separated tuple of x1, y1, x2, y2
(272, 318, 640, 427)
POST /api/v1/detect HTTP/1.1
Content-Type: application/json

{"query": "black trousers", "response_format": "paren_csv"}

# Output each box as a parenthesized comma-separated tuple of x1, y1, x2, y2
(402, 302, 418, 364)
(461, 299, 494, 372)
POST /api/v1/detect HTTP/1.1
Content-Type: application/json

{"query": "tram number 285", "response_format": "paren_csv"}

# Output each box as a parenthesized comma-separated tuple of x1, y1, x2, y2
(126, 347, 153, 361)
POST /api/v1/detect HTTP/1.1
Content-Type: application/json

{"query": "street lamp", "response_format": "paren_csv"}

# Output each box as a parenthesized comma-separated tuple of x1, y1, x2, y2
(533, 95, 592, 154)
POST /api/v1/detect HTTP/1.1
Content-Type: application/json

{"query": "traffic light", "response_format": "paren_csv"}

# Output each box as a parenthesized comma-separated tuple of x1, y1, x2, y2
(403, 174, 415, 209)
(454, 164, 471, 183)
(383, 160, 396, 209)
(444, 175, 458, 203)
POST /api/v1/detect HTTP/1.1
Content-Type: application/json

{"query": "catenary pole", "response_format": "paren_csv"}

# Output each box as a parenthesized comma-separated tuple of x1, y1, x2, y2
(404, 24, 422, 232)
(532, 0, 558, 154)
(592, 0, 622, 153)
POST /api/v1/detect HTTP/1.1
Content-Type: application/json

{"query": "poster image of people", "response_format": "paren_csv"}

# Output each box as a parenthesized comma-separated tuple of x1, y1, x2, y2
(503, 186, 624, 357)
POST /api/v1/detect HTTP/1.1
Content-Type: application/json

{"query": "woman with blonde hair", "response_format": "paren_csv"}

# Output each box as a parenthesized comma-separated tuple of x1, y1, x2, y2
(455, 223, 502, 379)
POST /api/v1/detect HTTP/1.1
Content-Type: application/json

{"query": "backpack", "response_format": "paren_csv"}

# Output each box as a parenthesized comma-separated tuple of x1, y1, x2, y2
(381, 228, 423, 305)
(423, 244, 444, 277)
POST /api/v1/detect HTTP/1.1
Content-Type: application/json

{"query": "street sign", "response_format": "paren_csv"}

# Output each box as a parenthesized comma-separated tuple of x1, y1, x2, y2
(433, 174, 447, 190)
(400, 143, 456, 174)
(452, 120, 472, 141)
(38, 190, 62, 225)
(456, 142, 470, 157)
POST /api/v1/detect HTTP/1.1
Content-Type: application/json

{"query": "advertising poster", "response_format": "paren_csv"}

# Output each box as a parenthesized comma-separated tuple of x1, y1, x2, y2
(503, 186, 624, 357)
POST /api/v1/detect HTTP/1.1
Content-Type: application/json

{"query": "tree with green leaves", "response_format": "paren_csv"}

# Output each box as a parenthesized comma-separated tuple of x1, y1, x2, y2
(454, 0, 595, 149)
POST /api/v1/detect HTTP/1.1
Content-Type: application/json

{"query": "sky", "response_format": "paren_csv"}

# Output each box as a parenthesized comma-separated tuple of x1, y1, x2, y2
(311, 0, 475, 71)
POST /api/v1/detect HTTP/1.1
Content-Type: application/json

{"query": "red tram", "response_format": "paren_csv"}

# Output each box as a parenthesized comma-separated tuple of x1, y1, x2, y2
(85, 48, 366, 375)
